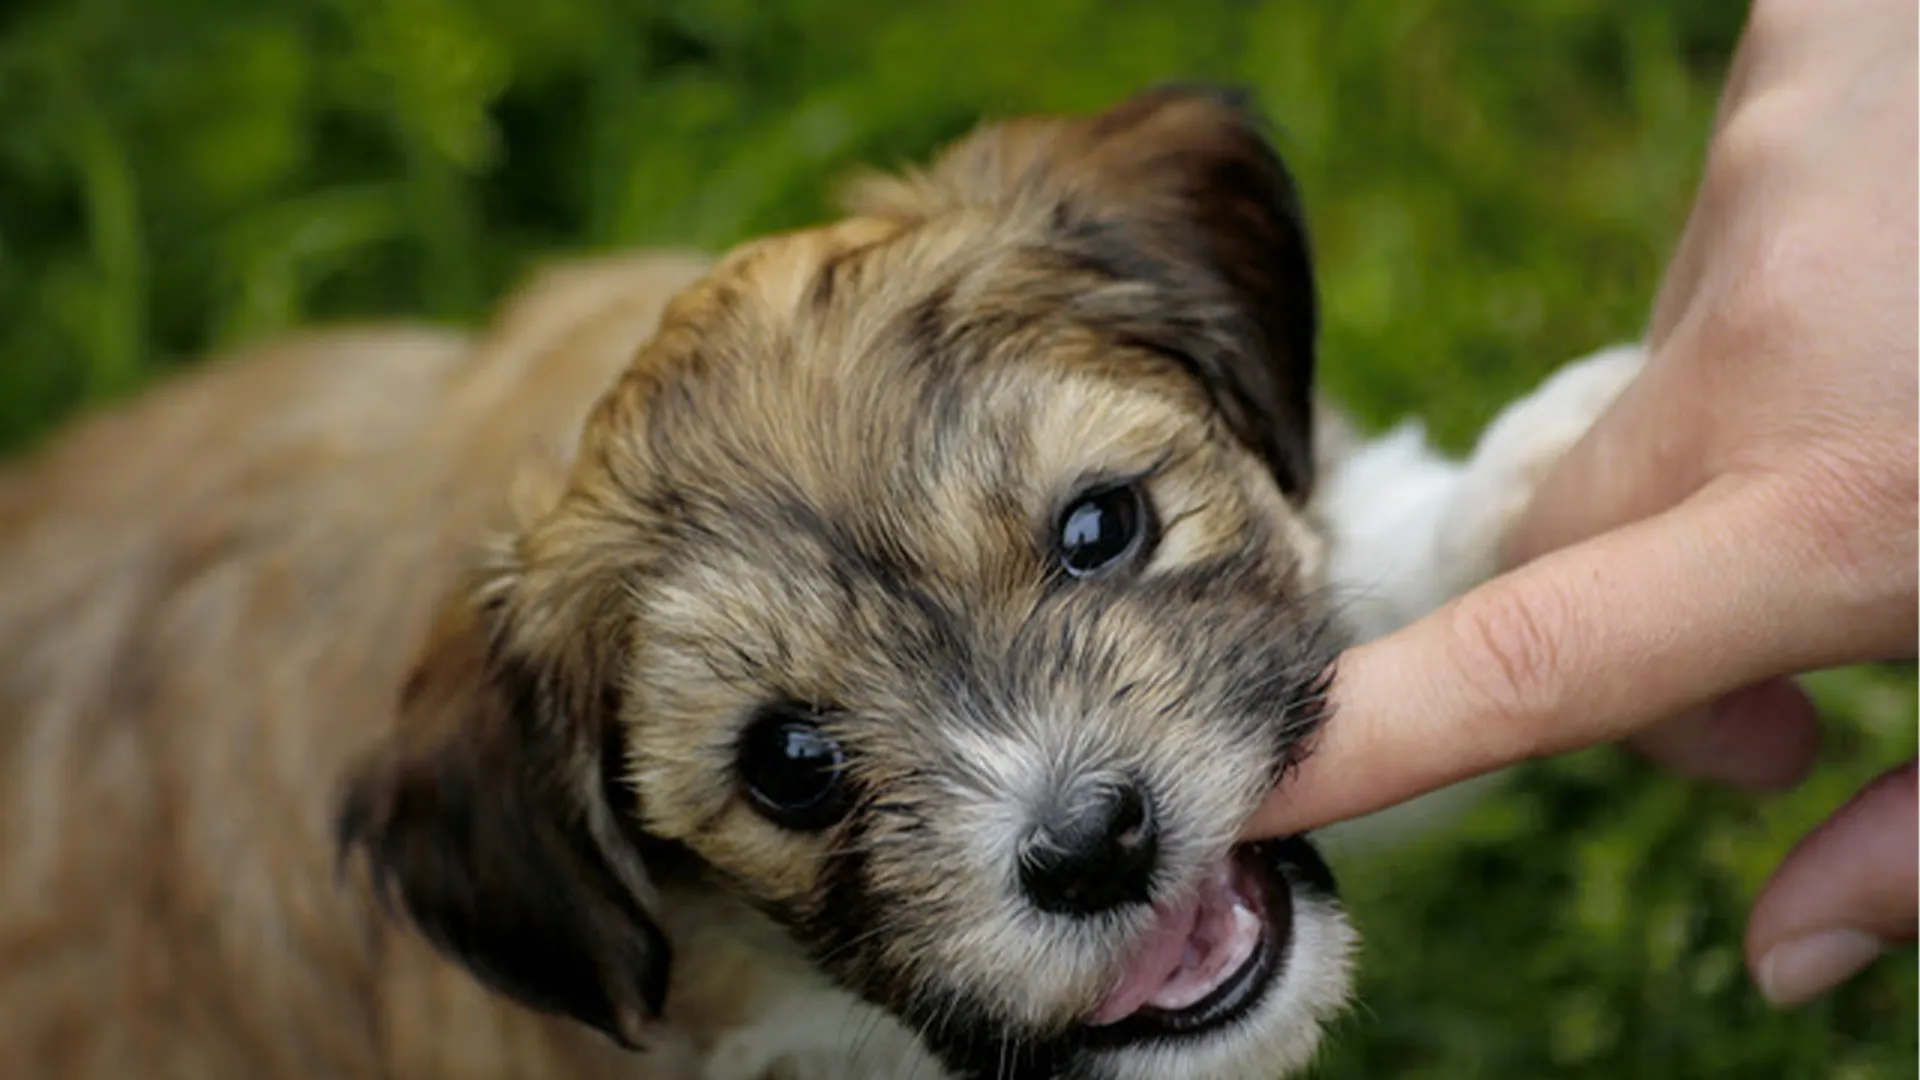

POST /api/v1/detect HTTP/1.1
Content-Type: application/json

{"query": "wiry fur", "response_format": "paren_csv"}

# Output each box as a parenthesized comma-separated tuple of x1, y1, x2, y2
(0, 85, 1642, 1080)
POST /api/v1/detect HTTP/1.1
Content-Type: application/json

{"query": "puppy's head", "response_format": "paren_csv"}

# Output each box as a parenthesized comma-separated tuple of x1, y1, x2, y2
(340, 86, 1353, 1080)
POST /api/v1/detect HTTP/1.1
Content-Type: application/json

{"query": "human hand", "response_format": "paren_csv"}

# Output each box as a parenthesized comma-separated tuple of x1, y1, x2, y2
(1247, 0, 1917, 1008)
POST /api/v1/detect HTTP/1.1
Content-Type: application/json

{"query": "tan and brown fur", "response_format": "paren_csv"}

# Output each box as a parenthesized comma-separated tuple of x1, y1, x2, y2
(0, 250, 723, 1078)
(0, 84, 1644, 1080)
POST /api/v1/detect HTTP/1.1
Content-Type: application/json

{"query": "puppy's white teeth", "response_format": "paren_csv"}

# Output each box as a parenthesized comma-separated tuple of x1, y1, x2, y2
(1143, 897, 1263, 1013)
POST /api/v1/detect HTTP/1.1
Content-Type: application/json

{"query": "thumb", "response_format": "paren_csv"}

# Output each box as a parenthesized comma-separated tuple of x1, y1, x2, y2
(1748, 758, 1918, 1008)
(1246, 475, 1872, 839)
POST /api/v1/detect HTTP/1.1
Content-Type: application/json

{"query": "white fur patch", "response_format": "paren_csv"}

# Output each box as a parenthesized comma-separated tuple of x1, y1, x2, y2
(703, 987, 936, 1080)
(1313, 342, 1646, 854)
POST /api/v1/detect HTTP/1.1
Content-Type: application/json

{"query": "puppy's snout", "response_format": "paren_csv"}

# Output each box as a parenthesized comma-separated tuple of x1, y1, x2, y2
(1018, 780, 1158, 916)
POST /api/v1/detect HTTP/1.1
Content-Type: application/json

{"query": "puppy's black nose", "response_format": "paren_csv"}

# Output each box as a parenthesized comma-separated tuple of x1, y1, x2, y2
(1018, 782, 1159, 916)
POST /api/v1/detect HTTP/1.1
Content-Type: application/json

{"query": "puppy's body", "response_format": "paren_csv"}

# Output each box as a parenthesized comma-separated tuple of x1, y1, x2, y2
(0, 89, 1640, 1080)
(0, 254, 718, 1079)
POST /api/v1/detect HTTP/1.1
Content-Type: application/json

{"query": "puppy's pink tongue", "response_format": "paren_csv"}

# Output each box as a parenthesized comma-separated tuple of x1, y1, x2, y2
(1087, 857, 1265, 1026)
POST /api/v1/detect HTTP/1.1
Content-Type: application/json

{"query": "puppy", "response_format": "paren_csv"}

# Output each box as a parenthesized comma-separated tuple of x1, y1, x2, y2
(0, 86, 1641, 1080)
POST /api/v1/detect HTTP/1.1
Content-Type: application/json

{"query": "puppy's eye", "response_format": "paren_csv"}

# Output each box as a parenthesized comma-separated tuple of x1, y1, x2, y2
(1057, 482, 1152, 578)
(737, 706, 850, 831)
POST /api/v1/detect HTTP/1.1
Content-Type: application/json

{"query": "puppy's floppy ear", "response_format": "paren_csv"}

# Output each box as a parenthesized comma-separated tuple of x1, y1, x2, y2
(335, 569, 667, 1050)
(852, 85, 1320, 498)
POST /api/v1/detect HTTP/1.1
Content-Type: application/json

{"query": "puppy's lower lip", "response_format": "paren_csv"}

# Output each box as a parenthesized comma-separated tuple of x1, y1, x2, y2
(1085, 845, 1281, 1032)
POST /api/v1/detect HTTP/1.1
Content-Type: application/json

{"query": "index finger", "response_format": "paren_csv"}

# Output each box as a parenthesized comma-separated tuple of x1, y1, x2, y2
(1245, 476, 1867, 839)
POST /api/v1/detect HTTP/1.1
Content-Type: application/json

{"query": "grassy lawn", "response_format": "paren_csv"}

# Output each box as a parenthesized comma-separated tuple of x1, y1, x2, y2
(2, 1, 1912, 1076)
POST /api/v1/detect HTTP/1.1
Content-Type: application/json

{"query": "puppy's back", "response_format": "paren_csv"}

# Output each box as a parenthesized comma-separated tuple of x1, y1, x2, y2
(0, 253, 710, 1079)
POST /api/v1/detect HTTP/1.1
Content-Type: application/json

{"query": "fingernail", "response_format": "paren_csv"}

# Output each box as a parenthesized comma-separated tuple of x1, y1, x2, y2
(1757, 928, 1886, 1008)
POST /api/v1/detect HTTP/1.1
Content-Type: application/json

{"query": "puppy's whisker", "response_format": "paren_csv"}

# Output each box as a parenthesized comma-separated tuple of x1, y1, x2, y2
(837, 991, 885, 1068)
(812, 922, 895, 967)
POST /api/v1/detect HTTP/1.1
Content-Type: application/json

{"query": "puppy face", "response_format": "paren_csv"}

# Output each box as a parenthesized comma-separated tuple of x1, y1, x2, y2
(341, 87, 1354, 1080)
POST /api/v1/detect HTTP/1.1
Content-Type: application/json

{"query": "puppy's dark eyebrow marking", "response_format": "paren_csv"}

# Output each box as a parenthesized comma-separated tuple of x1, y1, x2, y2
(1048, 218, 1176, 290)
(911, 361, 967, 430)
(761, 495, 931, 607)
(893, 283, 1043, 385)
(894, 280, 957, 367)
(806, 252, 851, 314)
(806, 235, 892, 314)
(758, 489, 986, 689)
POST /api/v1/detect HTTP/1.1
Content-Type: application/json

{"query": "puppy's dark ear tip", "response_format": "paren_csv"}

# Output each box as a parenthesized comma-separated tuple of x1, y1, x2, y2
(329, 758, 427, 920)
(567, 910, 673, 1050)
(331, 762, 384, 881)
(634, 914, 674, 1020)
(606, 977, 667, 1049)
(603, 1002, 656, 1052)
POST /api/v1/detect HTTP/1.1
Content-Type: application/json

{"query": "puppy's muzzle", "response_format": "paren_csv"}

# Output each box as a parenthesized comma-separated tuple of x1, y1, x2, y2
(1010, 765, 1332, 1048)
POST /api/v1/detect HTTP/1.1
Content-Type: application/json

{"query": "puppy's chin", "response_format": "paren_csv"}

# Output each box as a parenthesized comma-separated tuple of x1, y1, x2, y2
(917, 838, 1354, 1080)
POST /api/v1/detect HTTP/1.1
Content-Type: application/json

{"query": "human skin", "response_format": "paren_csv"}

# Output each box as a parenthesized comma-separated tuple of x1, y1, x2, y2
(1246, 0, 1918, 1009)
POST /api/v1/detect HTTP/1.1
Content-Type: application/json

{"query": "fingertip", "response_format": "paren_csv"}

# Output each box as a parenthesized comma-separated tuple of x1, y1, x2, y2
(1242, 717, 1365, 840)
(1755, 928, 1887, 1010)
(1240, 633, 1505, 841)
(1746, 758, 1919, 1006)
(1247, 484, 1842, 843)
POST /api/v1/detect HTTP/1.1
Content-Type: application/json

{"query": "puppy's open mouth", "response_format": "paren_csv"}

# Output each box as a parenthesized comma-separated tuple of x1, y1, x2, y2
(1082, 843, 1290, 1042)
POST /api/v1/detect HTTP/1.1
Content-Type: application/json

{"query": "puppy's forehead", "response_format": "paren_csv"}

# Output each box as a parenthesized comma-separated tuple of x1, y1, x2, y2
(626, 213, 1215, 519)
(595, 214, 1253, 688)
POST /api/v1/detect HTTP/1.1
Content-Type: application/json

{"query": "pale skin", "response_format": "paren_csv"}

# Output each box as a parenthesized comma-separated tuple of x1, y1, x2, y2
(1247, 0, 1917, 1010)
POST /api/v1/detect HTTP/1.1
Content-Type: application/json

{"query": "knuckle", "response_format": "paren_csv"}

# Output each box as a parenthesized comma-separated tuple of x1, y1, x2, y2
(1691, 217, 1828, 358)
(1739, 223, 1837, 321)
(1705, 107, 1781, 192)
(1682, 134, 1835, 363)
(1442, 581, 1577, 756)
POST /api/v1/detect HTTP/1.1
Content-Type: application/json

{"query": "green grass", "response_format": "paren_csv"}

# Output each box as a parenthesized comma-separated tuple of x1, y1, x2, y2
(2, 1, 1913, 1076)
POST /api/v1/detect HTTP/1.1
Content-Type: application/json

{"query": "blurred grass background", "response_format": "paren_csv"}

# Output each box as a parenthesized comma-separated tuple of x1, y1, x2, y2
(0, 1, 1912, 1076)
